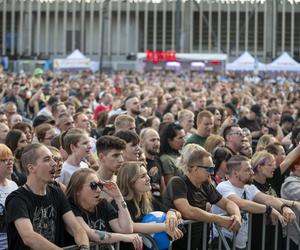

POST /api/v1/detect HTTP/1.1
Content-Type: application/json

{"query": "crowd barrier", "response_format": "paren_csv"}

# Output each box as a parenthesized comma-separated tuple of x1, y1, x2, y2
(63, 214, 300, 250)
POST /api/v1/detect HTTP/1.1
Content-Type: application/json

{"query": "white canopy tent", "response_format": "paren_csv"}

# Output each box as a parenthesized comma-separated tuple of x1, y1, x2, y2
(266, 52, 300, 72)
(53, 50, 99, 71)
(226, 51, 266, 71)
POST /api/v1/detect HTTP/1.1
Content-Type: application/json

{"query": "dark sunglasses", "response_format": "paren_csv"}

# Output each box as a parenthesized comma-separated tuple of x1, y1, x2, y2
(196, 165, 215, 174)
(90, 181, 104, 191)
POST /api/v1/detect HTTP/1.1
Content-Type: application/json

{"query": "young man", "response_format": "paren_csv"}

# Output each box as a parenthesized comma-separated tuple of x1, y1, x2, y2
(212, 155, 296, 249)
(96, 135, 126, 183)
(185, 110, 214, 147)
(5, 143, 89, 250)
(163, 144, 241, 250)
(223, 124, 244, 156)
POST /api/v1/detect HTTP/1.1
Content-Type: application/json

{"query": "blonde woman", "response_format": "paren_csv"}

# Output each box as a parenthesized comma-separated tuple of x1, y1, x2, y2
(116, 161, 183, 249)
(204, 134, 225, 154)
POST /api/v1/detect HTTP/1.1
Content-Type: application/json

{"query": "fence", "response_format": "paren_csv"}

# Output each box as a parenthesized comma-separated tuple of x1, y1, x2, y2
(64, 214, 300, 250)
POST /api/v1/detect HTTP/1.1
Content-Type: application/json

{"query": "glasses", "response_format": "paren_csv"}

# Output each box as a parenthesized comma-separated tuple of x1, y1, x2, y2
(0, 158, 15, 165)
(229, 132, 243, 137)
(196, 165, 215, 174)
(90, 181, 104, 191)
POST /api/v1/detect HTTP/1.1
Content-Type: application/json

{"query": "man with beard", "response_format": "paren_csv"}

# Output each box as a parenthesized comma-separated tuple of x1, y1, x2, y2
(140, 128, 165, 206)
(212, 155, 296, 250)
(186, 110, 214, 147)
(124, 95, 145, 133)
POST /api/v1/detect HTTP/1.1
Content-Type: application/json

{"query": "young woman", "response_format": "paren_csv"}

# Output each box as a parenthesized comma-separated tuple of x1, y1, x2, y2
(159, 123, 186, 184)
(0, 144, 18, 249)
(116, 161, 183, 247)
(35, 123, 58, 146)
(66, 168, 143, 250)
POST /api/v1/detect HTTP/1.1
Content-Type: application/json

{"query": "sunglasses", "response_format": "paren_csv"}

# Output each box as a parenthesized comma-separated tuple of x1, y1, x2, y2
(90, 181, 104, 191)
(196, 165, 215, 174)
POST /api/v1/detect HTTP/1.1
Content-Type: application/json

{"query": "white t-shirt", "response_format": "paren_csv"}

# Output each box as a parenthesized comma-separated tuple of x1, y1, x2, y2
(212, 181, 259, 249)
(0, 179, 18, 250)
(57, 161, 88, 186)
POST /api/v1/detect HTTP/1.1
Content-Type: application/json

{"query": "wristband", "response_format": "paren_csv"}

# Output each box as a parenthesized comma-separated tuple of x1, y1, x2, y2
(265, 205, 272, 216)
(120, 200, 127, 209)
(78, 245, 89, 250)
(281, 204, 291, 213)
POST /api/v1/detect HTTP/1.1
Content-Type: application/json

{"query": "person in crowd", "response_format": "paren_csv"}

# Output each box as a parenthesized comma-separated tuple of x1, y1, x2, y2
(51, 102, 68, 121)
(5, 143, 90, 249)
(159, 122, 185, 184)
(140, 128, 166, 203)
(56, 114, 75, 133)
(5, 129, 28, 155)
(36, 96, 58, 117)
(117, 161, 183, 249)
(58, 128, 92, 186)
(0, 112, 8, 126)
(0, 144, 18, 250)
(281, 156, 300, 249)
(0, 123, 9, 144)
(212, 155, 296, 250)
(186, 110, 214, 146)
(178, 109, 195, 140)
(143, 116, 161, 132)
(162, 112, 175, 123)
(266, 108, 284, 141)
(240, 137, 253, 158)
(124, 94, 145, 132)
(163, 143, 241, 250)
(114, 130, 141, 162)
(211, 147, 232, 187)
(281, 114, 294, 136)
(91, 111, 109, 139)
(114, 114, 136, 133)
(35, 123, 58, 146)
(96, 135, 126, 197)
(93, 92, 113, 121)
(223, 124, 244, 156)
(66, 168, 143, 250)
(47, 146, 66, 192)
(256, 134, 277, 151)
(9, 113, 22, 128)
(206, 106, 222, 134)
(251, 150, 297, 250)
(12, 122, 33, 144)
(204, 134, 225, 154)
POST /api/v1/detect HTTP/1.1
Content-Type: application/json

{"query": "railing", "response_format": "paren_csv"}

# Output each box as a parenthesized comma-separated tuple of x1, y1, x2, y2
(64, 214, 300, 250)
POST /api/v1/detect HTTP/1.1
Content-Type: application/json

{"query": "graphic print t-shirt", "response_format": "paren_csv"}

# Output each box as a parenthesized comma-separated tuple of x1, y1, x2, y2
(5, 185, 71, 250)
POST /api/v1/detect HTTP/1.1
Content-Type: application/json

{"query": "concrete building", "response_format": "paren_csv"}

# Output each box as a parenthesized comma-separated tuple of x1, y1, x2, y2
(0, 0, 300, 68)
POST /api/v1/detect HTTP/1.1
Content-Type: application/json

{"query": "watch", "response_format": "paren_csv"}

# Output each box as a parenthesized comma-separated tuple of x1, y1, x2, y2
(121, 200, 127, 209)
(78, 245, 89, 250)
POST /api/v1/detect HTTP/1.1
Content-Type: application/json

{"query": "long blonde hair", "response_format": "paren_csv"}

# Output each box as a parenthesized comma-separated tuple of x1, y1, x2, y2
(117, 161, 153, 220)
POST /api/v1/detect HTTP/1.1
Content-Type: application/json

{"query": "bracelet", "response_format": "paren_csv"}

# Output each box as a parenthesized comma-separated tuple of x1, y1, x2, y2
(120, 200, 127, 209)
(78, 245, 89, 250)
(281, 204, 291, 213)
(265, 205, 272, 216)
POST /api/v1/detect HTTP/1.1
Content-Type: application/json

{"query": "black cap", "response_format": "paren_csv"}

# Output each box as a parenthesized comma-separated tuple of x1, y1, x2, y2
(33, 115, 55, 128)
(250, 104, 261, 117)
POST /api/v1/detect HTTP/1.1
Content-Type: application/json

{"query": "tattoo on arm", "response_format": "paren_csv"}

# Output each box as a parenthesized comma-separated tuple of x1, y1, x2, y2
(95, 230, 112, 241)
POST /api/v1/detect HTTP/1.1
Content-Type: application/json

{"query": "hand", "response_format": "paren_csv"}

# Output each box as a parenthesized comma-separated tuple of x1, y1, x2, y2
(165, 226, 184, 241)
(165, 211, 179, 232)
(282, 207, 296, 224)
(270, 208, 285, 226)
(124, 234, 143, 250)
(102, 181, 123, 199)
(228, 215, 241, 232)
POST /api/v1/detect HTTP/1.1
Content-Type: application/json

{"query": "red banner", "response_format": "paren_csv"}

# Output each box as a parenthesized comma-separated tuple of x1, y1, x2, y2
(146, 50, 176, 64)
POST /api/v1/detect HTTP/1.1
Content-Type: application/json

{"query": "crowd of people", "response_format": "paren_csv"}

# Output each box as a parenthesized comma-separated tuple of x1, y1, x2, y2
(1, 64, 300, 250)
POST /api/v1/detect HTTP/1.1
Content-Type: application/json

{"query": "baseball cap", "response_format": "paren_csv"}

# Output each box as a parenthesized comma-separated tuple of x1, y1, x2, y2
(33, 115, 55, 128)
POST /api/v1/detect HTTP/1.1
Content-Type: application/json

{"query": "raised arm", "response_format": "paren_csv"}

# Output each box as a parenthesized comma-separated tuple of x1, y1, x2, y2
(14, 218, 62, 250)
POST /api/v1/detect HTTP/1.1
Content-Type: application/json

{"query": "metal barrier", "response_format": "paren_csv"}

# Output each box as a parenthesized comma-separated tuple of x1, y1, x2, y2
(64, 214, 300, 250)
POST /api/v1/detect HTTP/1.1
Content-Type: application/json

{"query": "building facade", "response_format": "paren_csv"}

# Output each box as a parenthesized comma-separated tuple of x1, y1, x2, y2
(0, 0, 300, 64)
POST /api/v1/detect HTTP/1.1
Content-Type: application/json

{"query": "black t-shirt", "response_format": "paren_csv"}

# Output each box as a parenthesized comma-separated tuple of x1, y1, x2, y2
(5, 185, 71, 250)
(70, 198, 118, 231)
(146, 157, 164, 200)
(267, 167, 285, 197)
(163, 175, 222, 250)
(251, 179, 280, 250)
